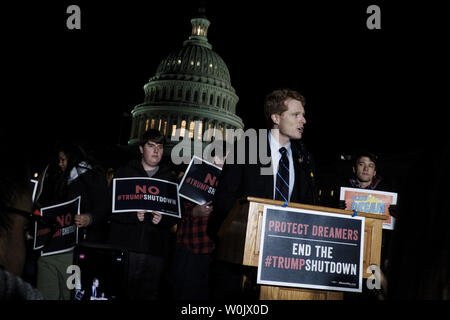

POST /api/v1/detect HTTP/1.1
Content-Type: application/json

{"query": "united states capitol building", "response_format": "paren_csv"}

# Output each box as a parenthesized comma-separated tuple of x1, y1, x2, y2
(128, 12, 244, 157)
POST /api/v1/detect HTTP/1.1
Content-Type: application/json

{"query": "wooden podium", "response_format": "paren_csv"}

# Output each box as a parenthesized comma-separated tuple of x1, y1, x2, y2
(215, 197, 387, 300)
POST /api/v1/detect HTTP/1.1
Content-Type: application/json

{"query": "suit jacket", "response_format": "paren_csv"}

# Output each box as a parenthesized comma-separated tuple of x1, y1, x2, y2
(210, 132, 318, 236)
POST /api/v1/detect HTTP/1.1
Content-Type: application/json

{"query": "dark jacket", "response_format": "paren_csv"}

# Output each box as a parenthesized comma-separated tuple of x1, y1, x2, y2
(69, 169, 109, 243)
(210, 133, 318, 236)
(107, 159, 178, 258)
(39, 164, 109, 244)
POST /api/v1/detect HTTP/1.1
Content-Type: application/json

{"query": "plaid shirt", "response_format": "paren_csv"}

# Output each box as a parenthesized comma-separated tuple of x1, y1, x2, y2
(176, 200, 215, 254)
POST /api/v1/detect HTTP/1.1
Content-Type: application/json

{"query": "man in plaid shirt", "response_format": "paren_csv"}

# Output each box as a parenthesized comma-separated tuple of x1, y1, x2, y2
(176, 200, 215, 255)
(172, 156, 225, 300)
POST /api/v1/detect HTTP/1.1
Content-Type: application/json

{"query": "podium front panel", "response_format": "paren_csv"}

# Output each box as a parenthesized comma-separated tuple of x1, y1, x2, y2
(216, 198, 386, 279)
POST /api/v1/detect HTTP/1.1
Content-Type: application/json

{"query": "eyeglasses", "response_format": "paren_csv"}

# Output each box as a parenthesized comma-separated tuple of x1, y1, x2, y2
(1, 206, 53, 225)
(1, 206, 33, 220)
(1, 206, 60, 244)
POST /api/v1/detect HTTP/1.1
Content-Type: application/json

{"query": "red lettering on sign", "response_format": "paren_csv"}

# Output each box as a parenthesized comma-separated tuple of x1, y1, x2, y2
(299, 258, 306, 270)
(278, 256, 284, 269)
(204, 173, 217, 187)
(65, 213, 72, 226)
(136, 185, 146, 194)
(55, 213, 72, 227)
(148, 186, 159, 195)
(274, 221, 280, 232)
(347, 229, 353, 240)
(56, 215, 64, 227)
(135, 185, 160, 195)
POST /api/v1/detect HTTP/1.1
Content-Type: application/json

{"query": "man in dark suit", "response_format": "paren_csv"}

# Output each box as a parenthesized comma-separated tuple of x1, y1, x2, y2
(209, 88, 318, 299)
(211, 88, 317, 232)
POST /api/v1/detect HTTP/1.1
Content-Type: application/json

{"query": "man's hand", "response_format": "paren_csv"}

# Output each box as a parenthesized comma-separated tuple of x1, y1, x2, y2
(151, 212, 162, 224)
(336, 200, 347, 210)
(388, 204, 399, 218)
(137, 211, 146, 222)
(192, 201, 213, 217)
(74, 214, 91, 228)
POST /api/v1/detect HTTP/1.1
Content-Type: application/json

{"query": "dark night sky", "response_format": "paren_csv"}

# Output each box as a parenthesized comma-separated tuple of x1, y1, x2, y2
(3, 1, 447, 173)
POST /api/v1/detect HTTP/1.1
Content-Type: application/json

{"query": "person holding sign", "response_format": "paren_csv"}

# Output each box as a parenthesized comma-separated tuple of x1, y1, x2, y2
(337, 151, 398, 220)
(172, 149, 226, 300)
(108, 129, 178, 300)
(210, 88, 318, 299)
(35, 141, 109, 300)
(337, 151, 398, 300)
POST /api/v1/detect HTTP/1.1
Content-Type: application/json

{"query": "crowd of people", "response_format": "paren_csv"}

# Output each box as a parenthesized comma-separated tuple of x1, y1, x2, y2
(1, 88, 449, 300)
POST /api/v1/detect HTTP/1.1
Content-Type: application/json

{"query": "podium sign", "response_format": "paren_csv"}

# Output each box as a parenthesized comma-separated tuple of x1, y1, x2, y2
(257, 205, 364, 292)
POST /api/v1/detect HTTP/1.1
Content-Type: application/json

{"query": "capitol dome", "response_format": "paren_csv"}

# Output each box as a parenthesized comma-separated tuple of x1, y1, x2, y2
(155, 36, 232, 89)
(128, 14, 244, 150)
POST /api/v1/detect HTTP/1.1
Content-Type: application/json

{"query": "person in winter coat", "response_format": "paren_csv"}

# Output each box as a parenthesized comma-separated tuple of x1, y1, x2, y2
(108, 129, 178, 300)
(35, 141, 109, 300)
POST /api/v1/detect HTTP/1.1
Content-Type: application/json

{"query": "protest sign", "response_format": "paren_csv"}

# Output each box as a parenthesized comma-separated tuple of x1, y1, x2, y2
(112, 177, 181, 218)
(178, 156, 222, 205)
(257, 205, 364, 292)
(34, 196, 80, 256)
(340, 187, 397, 230)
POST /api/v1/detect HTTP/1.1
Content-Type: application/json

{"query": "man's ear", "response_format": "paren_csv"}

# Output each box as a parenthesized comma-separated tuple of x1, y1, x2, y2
(352, 166, 356, 175)
(271, 113, 280, 126)
(139, 145, 143, 154)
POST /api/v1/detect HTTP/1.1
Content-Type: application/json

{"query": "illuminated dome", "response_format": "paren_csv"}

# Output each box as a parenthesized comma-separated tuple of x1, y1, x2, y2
(154, 19, 232, 88)
(129, 14, 243, 148)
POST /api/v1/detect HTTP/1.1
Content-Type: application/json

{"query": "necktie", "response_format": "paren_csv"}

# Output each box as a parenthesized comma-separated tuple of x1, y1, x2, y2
(275, 147, 289, 202)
